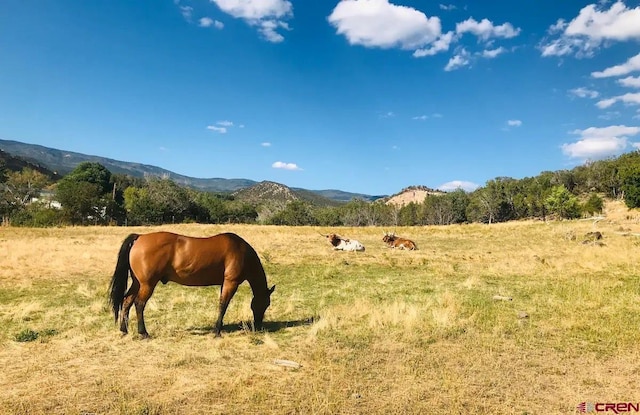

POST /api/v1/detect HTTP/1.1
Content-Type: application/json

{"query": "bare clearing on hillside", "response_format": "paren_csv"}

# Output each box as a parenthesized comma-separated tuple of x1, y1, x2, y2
(385, 186, 444, 206)
(1, 201, 640, 414)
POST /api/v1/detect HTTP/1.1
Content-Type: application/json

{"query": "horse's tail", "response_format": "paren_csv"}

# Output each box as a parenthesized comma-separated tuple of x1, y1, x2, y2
(108, 233, 139, 323)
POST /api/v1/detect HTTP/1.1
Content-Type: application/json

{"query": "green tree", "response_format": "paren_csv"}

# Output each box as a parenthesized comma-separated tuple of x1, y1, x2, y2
(398, 202, 419, 226)
(314, 206, 343, 226)
(583, 193, 604, 216)
(545, 185, 582, 219)
(269, 201, 318, 225)
(617, 151, 640, 208)
(123, 186, 164, 225)
(0, 168, 51, 220)
(55, 163, 113, 224)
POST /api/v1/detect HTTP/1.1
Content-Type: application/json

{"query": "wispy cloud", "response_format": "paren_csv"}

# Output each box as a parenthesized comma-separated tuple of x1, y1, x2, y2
(456, 17, 520, 42)
(540, 2, 640, 58)
(211, 0, 293, 42)
(272, 161, 302, 170)
(261, 142, 272, 147)
(507, 119, 522, 127)
(329, 0, 519, 68)
(206, 125, 227, 134)
(177, 3, 193, 21)
(619, 76, 640, 88)
(445, 49, 471, 71)
(569, 87, 599, 98)
(438, 180, 479, 192)
(412, 113, 443, 120)
(596, 92, 640, 109)
(481, 47, 506, 59)
(199, 17, 224, 29)
(380, 111, 395, 118)
(598, 111, 621, 120)
(561, 125, 640, 159)
(592, 52, 640, 78)
(206, 120, 237, 133)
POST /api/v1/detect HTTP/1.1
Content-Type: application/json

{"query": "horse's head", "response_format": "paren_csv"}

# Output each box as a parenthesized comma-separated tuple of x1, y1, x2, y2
(251, 285, 276, 330)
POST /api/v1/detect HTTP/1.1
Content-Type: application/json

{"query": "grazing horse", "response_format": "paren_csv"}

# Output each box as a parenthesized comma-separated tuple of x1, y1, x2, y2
(108, 232, 275, 338)
(382, 232, 417, 250)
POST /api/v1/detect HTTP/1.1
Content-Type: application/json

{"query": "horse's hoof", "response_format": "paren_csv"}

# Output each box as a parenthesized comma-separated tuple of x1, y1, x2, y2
(139, 333, 150, 340)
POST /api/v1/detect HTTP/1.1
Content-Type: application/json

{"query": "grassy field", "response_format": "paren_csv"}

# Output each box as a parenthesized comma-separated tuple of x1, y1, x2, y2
(1, 202, 640, 414)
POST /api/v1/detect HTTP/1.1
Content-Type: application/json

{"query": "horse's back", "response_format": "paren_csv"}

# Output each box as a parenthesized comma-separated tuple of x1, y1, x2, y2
(129, 231, 262, 286)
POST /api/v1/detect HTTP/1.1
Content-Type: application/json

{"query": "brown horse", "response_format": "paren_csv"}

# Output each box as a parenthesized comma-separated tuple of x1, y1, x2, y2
(108, 232, 275, 338)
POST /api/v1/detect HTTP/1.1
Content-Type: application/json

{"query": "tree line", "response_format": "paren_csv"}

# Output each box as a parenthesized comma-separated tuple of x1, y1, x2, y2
(3, 150, 640, 228)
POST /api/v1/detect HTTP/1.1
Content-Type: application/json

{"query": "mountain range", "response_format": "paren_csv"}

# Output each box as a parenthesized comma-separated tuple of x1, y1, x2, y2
(0, 139, 383, 202)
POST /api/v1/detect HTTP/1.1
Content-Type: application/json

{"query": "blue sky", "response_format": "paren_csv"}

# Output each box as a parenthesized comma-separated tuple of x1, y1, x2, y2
(1, 0, 640, 196)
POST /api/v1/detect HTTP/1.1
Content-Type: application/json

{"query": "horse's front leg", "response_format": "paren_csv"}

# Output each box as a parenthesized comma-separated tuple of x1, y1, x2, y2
(214, 282, 239, 337)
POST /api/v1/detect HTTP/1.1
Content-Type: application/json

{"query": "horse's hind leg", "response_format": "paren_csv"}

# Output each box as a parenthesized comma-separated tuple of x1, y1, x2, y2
(119, 279, 140, 334)
(134, 282, 157, 339)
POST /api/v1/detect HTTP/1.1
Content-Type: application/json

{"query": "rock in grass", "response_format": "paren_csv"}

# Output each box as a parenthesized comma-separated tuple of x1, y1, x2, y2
(273, 359, 301, 369)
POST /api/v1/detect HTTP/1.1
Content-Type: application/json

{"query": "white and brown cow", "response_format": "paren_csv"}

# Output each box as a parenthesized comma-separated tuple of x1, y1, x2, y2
(382, 232, 417, 250)
(323, 233, 365, 252)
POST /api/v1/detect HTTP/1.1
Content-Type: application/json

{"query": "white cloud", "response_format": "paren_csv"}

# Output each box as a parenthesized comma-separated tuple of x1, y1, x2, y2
(562, 125, 640, 159)
(507, 119, 522, 127)
(540, 2, 640, 57)
(619, 76, 640, 88)
(380, 111, 395, 118)
(596, 92, 640, 108)
(206, 125, 227, 134)
(444, 49, 470, 71)
(412, 113, 442, 120)
(591, 52, 640, 78)
(328, 0, 442, 50)
(481, 47, 506, 59)
(198, 18, 225, 29)
(455, 17, 520, 42)
(199, 17, 214, 27)
(438, 180, 479, 192)
(569, 87, 599, 98)
(413, 31, 454, 57)
(217, 120, 234, 127)
(261, 142, 272, 147)
(211, 0, 293, 42)
(179, 5, 193, 20)
(439, 4, 456, 11)
(272, 161, 302, 170)
(598, 111, 621, 120)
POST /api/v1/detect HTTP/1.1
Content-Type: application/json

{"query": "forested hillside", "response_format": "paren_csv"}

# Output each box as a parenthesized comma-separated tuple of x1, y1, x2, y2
(2, 150, 640, 227)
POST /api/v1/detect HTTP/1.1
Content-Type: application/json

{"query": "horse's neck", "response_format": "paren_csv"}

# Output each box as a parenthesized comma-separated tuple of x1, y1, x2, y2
(247, 274, 268, 297)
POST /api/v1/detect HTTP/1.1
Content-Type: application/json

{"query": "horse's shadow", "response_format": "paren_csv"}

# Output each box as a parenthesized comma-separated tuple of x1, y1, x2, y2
(186, 316, 318, 336)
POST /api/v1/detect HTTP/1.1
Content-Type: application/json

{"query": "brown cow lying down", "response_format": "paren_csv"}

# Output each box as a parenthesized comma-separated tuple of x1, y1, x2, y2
(323, 233, 365, 252)
(382, 232, 417, 250)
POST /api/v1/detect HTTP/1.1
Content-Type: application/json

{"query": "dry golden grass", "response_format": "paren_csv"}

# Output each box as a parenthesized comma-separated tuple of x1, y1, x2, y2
(1, 201, 640, 414)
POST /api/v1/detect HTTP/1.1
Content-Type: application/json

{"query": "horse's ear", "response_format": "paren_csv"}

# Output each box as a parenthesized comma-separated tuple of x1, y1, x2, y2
(269, 285, 276, 294)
